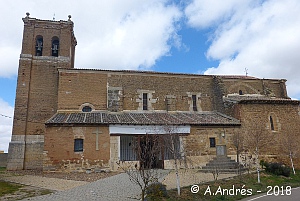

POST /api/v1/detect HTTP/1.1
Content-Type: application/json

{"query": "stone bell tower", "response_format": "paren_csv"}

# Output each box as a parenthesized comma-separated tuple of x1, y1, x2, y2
(7, 13, 77, 170)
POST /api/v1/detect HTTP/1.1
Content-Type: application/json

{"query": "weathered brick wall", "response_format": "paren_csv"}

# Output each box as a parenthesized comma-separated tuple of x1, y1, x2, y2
(262, 79, 288, 98)
(57, 70, 108, 111)
(22, 16, 76, 60)
(212, 76, 226, 113)
(237, 103, 300, 167)
(222, 78, 287, 98)
(44, 126, 110, 171)
(184, 126, 238, 157)
(107, 73, 215, 111)
(223, 79, 262, 95)
(7, 16, 76, 170)
(56, 71, 288, 113)
(0, 153, 8, 167)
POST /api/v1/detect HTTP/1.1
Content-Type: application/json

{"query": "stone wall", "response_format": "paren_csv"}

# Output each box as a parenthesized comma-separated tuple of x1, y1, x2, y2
(54, 70, 288, 113)
(0, 153, 8, 167)
(108, 73, 215, 111)
(222, 77, 286, 98)
(236, 102, 300, 168)
(183, 127, 238, 157)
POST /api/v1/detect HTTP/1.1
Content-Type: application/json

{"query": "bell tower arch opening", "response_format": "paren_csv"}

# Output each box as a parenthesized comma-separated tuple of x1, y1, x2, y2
(35, 35, 43, 56)
(51, 36, 59, 57)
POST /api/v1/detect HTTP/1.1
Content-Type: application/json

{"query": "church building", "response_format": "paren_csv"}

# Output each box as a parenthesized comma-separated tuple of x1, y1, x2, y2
(7, 14, 300, 171)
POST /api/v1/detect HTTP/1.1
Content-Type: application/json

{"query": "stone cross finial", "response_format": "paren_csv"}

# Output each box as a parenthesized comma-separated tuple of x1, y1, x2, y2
(26, 12, 30, 18)
(245, 68, 248, 77)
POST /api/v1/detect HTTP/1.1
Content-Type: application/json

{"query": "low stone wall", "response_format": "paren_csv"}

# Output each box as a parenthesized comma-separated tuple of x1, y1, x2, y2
(0, 153, 8, 167)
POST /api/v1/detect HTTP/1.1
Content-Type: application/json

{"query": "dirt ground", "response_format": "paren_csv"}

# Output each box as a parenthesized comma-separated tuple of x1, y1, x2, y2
(0, 170, 119, 201)
(7, 170, 119, 182)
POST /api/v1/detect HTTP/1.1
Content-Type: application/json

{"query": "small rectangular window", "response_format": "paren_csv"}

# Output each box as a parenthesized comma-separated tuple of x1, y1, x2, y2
(74, 139, 83, 152)
(192, 95, 197, 111)
(209, 137, 216, 148)
(143, 93, 148, 110)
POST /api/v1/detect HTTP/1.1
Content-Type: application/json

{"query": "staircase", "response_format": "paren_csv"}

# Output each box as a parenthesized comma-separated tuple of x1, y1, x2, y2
(201, 156, 246, 173)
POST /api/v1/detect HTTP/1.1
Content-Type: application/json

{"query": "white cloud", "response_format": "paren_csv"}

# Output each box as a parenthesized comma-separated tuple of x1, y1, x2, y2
(0, 99, 14, 153)
(185, 0, 252, 29)
(77, 2, 182, 69)
(185, 0, 300, 99)
(0, 0, 182, 77)
(0, 47, 20, 78)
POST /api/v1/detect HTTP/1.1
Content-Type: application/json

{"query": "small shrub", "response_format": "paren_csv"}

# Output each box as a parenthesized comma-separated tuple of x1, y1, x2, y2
(264, 162, 291, 177)
(260, 160, 267, 169)
(146, 182, 168, 200)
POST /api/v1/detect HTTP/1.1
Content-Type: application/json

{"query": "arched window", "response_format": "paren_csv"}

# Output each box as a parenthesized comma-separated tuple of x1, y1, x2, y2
(269, 113, 279, 132)
(51, 37, 59, 57)
(270, 116, 274, 131)
(239, 90, 243, 95)
(82, 106, 92, 112)
(35, 36, 43, 56)
(80, 103, 95, 112)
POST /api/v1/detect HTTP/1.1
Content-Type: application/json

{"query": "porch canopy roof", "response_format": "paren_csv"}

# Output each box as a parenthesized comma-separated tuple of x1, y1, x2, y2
(46, 111, 240, 126)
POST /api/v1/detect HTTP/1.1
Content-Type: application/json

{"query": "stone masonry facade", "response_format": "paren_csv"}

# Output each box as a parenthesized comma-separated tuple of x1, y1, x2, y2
(7, 14, 300, 172)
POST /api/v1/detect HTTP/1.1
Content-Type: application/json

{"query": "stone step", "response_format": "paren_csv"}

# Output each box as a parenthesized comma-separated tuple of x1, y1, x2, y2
(202, 155, 242, 171)
(211, 156, 235, 161)
(200, 167, 248, 173)
(203, 164, 239, 169)
(207, 160, 237, 164)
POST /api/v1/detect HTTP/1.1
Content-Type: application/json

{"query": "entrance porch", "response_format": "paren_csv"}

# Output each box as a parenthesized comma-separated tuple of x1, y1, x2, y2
(109, 125, 190, 170)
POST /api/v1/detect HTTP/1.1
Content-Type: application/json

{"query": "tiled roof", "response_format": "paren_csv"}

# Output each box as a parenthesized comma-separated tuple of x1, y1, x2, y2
(58, 68, 272, 80)
(223, 95, 300, 104)
(217, 75, 258, 79)
(46, 111, 240, 126)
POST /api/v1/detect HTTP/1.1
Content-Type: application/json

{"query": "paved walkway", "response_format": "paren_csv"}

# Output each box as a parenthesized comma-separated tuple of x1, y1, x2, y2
(12, 170, 170, 201)
(19, 173, 141, 201)
(1, 170, 236, 200)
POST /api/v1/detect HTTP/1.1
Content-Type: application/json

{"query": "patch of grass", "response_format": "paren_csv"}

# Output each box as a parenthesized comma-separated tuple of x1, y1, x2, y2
(0, 180, 23, 196)
(40, 189, 53, 195)
(159, 170, 300, 201)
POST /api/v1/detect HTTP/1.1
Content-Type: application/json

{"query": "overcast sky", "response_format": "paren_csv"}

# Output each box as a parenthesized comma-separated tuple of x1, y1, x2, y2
(1, 0, 300, 152)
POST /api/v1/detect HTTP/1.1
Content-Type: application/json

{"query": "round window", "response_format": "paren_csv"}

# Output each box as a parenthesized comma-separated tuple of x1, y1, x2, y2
(82, 106, 92, 112)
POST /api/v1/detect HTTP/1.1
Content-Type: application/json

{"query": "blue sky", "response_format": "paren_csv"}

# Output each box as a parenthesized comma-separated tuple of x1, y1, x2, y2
(1, 0, 300, 152)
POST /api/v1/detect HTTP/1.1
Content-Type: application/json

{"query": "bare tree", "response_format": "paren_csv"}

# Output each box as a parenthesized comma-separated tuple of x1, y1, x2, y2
(232, 131, 244, 164)
(211, 164, 221, 181)
(162, 125, 186, 196)
(243, 125, 269, 183)
(240, 150, 254, 174)
(232, 131, 244, 175)
(280, 131, 299, 175)
(117, 134, 161, 201)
